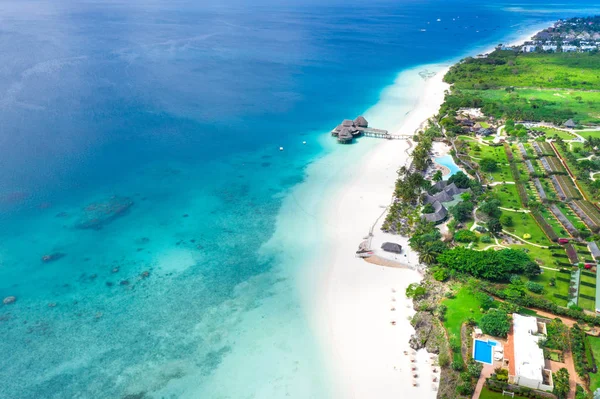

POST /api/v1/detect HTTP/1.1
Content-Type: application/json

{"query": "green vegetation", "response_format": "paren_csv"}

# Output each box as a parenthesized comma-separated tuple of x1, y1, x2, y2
(578, 271, 597, 311)
(588, 336, 600, 392)
(480, 309, 510, 337)
(445, 52, 600, 90)
(492, 184, 521, 209)
(542, 318, 570, 351)
(553, 367, 571, 399)
(479, 387, 526, 399)
(503, 212, 552, 245)
(571, 324, 595, 380)
(443, 286, 483, 361)
(442, 49, 600, 125)
(437, 247, 540, 281)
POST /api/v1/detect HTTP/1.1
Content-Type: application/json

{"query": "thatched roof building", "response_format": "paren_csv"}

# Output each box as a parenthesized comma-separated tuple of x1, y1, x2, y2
(421, 201, 448, 223)
(424, 182, 469, 204)
(564, 119, 576, 129)
(381, 242, 402, 254)
(354, 116, 368, 128)
(337, 127, 354, 144)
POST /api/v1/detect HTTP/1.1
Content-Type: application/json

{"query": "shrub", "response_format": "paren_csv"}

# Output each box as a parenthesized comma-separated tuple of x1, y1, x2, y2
(480, 234, 492, 243)
(526, 281, 544, 294)
(454, 229, 479, 243)
(433, 268, 449, 282)
(406, 283, 426, 299)
(480, 309, 510, 337)
(456, 382, 475, 396)
(452, 360, 464, 371)
(467, 361, 483, 378)
(438, 352, 450, 367)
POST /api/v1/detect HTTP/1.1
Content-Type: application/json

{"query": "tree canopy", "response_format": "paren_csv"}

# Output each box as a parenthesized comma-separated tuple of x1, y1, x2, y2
(436, 247, 540, 281)
(480, 309, 510, 338)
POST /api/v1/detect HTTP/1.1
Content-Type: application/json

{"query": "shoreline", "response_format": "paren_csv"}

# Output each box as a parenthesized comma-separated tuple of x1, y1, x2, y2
(265, 21, 557, 399)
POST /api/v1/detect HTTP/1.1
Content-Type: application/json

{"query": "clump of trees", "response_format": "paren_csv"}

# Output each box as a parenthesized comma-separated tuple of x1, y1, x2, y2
(454, 230, 478, 243)
(408, 221, 448, 265)
(436, 247, 540, 281)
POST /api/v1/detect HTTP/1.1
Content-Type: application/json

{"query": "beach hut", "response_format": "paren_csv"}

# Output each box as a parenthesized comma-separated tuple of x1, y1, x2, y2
(354, 115, 368, 128)
(381, 242, 402, 254)
(564, 119, 576, 129)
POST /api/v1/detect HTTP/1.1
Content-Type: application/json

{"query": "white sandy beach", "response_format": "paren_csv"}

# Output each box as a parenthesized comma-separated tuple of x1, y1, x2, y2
(303, 68, 450, 399)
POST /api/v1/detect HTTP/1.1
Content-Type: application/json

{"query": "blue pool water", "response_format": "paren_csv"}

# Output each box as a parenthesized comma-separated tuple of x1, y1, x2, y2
(435, 154, 461, 180)
(473, 339, 494, 364)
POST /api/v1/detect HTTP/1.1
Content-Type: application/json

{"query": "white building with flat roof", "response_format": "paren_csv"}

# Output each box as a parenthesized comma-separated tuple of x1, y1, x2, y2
(509, 314, 553, 391)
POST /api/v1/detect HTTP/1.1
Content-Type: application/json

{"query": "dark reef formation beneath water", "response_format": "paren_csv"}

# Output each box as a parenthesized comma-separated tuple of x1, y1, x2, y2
(74, 196, 134, 230)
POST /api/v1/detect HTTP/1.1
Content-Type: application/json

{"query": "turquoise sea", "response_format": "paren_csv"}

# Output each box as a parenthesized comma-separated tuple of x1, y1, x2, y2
(1, 1, 599, 397)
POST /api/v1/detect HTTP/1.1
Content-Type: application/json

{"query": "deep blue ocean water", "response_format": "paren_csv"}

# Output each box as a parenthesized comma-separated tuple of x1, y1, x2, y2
(1, 1, 599, 397)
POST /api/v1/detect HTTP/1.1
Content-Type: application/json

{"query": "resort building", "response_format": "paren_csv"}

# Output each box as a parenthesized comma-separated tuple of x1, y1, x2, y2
(507, 314, 553, 391)
(522, 45, 537, 53)
(330, 116, 389, 144)
(421, 181, 470, 224)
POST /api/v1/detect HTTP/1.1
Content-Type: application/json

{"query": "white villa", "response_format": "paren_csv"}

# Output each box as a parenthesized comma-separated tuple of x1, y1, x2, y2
(508, 314, 553, 391)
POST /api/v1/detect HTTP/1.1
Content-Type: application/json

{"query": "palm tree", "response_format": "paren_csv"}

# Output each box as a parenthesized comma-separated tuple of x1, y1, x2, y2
(418, 246, 439, 265)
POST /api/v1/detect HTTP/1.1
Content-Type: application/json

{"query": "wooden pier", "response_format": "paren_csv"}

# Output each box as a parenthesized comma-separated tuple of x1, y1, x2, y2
(361, 128, 411, 140)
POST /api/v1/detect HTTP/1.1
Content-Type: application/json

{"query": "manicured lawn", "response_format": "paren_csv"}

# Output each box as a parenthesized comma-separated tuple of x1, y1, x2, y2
(525, 267, 571, 307)
(504, 212, 552, 246)
(588, 336, 600, 392)
(492, 184, 521, 210)
(578, 270, 597, 311)
(581, 131, 600, 140)
(479, 386, 527, 399)
(532, 127, 576, 140)
(443, 286, 483, 359)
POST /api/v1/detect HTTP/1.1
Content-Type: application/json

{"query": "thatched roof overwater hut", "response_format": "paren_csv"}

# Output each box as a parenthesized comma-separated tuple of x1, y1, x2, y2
(337, 127, 354, 144)
(354, 116, 368, 128)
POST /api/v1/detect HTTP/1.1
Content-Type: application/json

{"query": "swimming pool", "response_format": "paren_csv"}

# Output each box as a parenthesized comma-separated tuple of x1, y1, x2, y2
(473, 339, 494, 364)
(434, 154, 460, 179)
